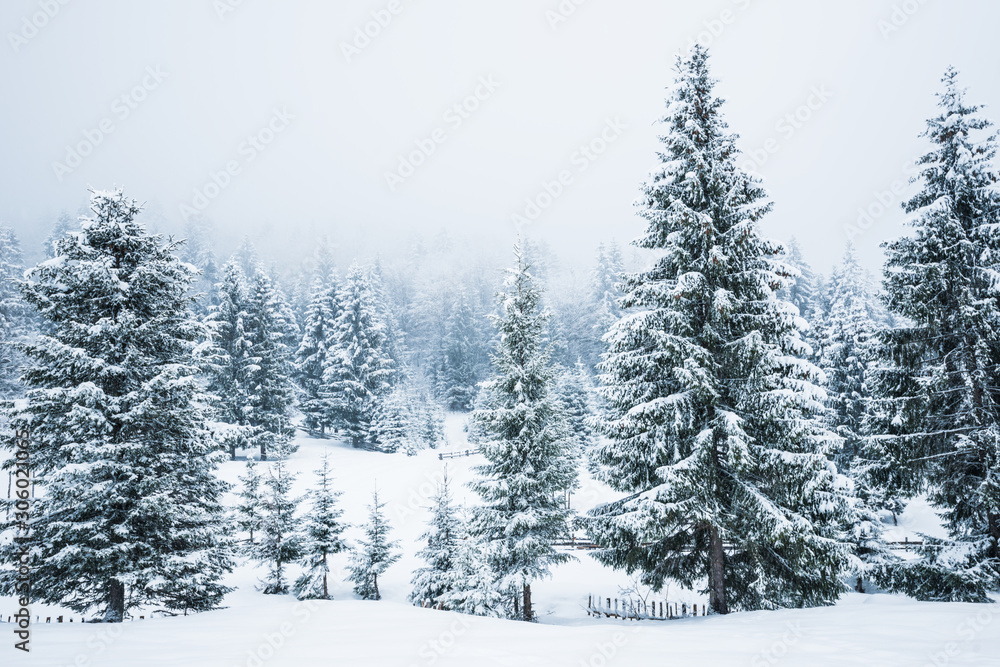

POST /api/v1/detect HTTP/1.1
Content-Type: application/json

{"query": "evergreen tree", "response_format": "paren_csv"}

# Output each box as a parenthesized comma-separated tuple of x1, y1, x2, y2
(295, 275, 338, 436)
(0, 226, 30, 398)
(784, 237, 821, 327)
(866, 68, 1000, 602)
(180, 215, 219, 316)
(324, 264, 396, 446)
(818, 244, 886, 472)
(244, 271, 296, 459)
(205, 262, 257, 459)
(233, 236, 260, 279)
(439, 533, 505, 617)
(347, 489, 401, 600)
(294, 454, 349, 600)
(470, 243, 577, 622)
(439, 290, 483, 410)
(410, 472, 463, 607)
(236, 455, 265, 547)
(555, 362, 597, 455)
(255, 458, 302, 594)
(0, 190, 233, 620)
(43, 211, 75, 259)
(589, 47, 854, 614)
(589, 241, 624, 369)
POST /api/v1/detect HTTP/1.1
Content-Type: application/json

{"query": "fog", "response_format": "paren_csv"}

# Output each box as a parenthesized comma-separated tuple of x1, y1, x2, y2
(1, 0, 997, 272)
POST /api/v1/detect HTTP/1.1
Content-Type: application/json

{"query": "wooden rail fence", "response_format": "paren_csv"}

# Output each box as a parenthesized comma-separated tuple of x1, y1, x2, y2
(587, 595, 708, 621)
(438, 449, 478, 460)
(558, 538, 934, 552)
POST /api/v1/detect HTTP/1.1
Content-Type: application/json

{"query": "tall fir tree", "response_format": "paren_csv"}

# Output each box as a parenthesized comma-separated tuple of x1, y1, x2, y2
(438, 290, 484, 411)
(295, 274, 339, 436)
(294, 454, 349, 600)
(410, 471, 463, 608)
(470, 243, 577, 622)
(589, 47, 854, 614)
(866, 68, 1000, 602)
(255, 458, 302, 594)
(244, 271, 296, 459)
(589, 241, 625, 370)
(205, 262, 257, 459)
(0, 226, 30, 398)
(0, 190, 233, 620)
(324, 264, 396, 446)
(347, 489, 401, 600)
(236, 456, 265, 547)
(43, 211, 75, 259)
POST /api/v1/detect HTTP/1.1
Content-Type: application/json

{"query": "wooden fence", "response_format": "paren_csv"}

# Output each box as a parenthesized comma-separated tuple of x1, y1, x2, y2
(2, 614, 151, 623)
(438, 449, 478, 460)
(587, 595, 707, 621)
(559, 538, 933, 552)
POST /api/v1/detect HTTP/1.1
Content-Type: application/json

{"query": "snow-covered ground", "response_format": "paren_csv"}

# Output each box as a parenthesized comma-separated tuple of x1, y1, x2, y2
(5, 412, 1000, 666)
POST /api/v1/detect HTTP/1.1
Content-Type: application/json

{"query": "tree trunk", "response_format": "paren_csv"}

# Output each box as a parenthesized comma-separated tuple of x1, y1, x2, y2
(104, 579, 125, 623)
(322, 553, 329, 599)
(988, 512, 1000, 559)
(373, 572, 380, 600)
(522, 583, 532, 622)
(513, 593, 519, 617)
(709, 526, 727, 615)
(260, 440, 267, 461)
(230, 443, 236, 461)
(855, 576, 865, 593)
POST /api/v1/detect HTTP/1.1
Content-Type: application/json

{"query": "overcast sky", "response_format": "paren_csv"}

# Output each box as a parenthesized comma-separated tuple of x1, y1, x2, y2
(1, 0, 998, 273)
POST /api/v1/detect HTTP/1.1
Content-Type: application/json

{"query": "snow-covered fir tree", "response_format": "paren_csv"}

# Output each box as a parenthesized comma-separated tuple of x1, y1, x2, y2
(783, 237, 822, 327)
(295, 273, 339, 436)
(324, 264, 396, 447)
(555, 362, 597, 455)
(347, 489, 401, 600)
(0, 190, 234, 620)
(0, 226, 31, 398)
(42, 211, 75, 259)
(243, 270, 296, 459)
(294, 454, 349, 600)
(439, 532, 505, 617)
(470, 243, 577, 622)
(180, 214, 219, 316)
(589, 47, 855, 614)
(205, 262, 257, 459)
(410, 471, 463, 608)
(233, 236, 260, 278)
(236, 455, 265, 547)
(589, 241, 624, 370)
(818, 244, 886, 472)
(438, 290, 484, 410)
(254, 458, 302, 594)
(865, 68, 1000, 602)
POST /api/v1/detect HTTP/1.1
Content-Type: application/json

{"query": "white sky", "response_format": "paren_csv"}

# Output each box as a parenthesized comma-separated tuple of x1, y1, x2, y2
(1, 0, 998, 274)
